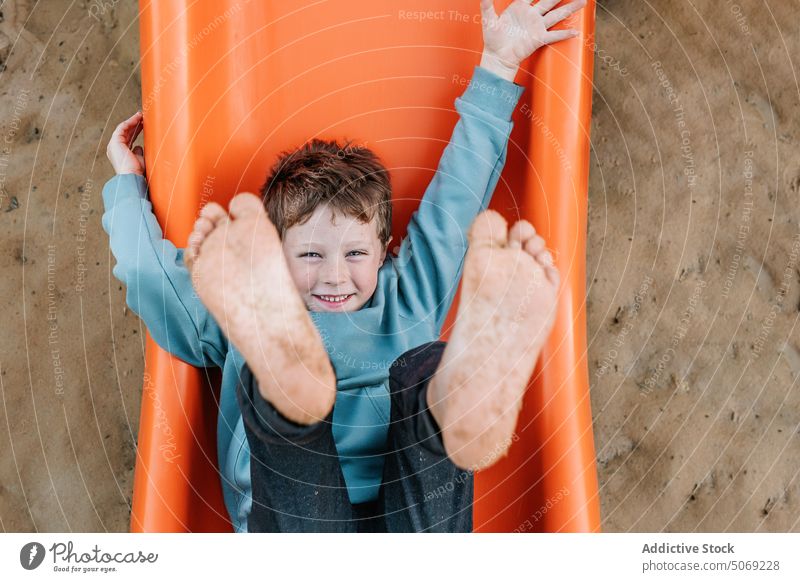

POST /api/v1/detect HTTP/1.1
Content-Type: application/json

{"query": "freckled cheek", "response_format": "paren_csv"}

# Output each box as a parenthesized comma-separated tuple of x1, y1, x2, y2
(351, 264, 379, 295)
(302, 267, 319, 294)
(287, 261, 317, 295)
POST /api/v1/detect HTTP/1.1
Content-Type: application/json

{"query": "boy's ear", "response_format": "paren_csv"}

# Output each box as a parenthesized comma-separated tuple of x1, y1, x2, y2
(382, 235, 394, 260)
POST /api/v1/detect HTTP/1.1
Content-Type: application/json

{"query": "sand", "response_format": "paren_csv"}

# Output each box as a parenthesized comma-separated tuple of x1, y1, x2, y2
(589, 0, 800, 531)
(1, 0, 141, 531)
(1, 0, 798, 532)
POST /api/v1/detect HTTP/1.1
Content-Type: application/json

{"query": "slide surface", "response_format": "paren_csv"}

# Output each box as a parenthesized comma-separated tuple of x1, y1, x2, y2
(132, 0, 599, 533)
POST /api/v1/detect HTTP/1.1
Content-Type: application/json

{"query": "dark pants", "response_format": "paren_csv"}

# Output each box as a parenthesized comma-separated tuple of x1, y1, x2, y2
(236, 341, 473, 532)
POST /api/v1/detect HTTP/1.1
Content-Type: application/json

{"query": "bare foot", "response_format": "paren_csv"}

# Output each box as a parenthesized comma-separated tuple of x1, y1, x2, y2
(187, 194, 336, 424)
(427, 210, 560, 470)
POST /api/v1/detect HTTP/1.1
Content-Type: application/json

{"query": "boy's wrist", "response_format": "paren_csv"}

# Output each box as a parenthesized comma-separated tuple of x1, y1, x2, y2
(103, 172, 149, 209)
(479, 51, 519, 83)
(462, 65, 525, 122)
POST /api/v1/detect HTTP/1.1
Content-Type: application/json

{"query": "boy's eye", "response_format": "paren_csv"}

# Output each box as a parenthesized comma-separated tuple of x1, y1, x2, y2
(300, 252, 321, 258)
(347, 250, 366, 257)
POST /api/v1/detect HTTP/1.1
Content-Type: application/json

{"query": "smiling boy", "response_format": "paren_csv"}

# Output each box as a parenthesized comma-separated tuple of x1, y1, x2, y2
(103, 0, 585, 531)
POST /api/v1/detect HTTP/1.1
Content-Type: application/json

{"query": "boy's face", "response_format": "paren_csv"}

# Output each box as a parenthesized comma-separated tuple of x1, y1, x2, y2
(282, 204, 390, 312)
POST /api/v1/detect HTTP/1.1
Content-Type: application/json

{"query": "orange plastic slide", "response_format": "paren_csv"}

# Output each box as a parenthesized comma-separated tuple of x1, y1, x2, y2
(131, 0, 599, 533)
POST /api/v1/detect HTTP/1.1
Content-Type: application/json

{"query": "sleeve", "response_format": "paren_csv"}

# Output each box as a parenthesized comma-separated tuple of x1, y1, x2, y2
(101, 173, 228, 368)
(394, 65, 525, 328)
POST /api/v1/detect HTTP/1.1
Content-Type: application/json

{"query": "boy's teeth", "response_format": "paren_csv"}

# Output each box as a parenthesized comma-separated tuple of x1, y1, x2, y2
(320, 294, 349, 303)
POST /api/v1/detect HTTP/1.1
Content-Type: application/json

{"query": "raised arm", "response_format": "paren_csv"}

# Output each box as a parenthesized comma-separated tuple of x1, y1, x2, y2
(394, 66, 523, 327)
(103, 113, 227, 367)
(394, 0, 586, 328)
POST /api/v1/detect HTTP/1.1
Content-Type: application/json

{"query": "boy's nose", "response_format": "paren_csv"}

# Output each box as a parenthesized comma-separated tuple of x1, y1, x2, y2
(320, 260, 347, 286)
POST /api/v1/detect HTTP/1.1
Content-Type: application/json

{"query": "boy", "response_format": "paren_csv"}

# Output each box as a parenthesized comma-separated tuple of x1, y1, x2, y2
(103, 0, 585, 532)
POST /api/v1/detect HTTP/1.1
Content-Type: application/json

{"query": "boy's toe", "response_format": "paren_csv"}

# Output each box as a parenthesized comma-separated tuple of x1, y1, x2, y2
(184, 244, 198, 270)
(523, 233, 546, 257)
(508, 220, 536, 249)
(536, 249, 554, 268)
(468, 210, 508, 248)
(229, 192, 265, 219)
(200, 202, 228, 226)
(193, 216, 215, 238)
(545, 265, 561, 287)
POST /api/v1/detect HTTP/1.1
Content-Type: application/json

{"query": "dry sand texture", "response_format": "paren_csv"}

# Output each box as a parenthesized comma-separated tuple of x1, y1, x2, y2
(1, 0, 142, 532)
(0, 0, 798, 531)
(589, 0, 800, 531)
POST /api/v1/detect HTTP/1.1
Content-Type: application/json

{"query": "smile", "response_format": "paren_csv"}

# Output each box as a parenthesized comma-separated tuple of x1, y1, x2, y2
(313, 294, 354, 306)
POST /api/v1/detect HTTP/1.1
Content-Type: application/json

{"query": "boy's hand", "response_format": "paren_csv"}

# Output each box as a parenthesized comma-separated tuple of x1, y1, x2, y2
(480, 0, 587, 81)
(106, 111, 146, 176)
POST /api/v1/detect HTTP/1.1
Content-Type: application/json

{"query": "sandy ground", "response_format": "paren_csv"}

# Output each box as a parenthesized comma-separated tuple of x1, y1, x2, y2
(1, 0, 798, 532)
(589, 0, 800, 532)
